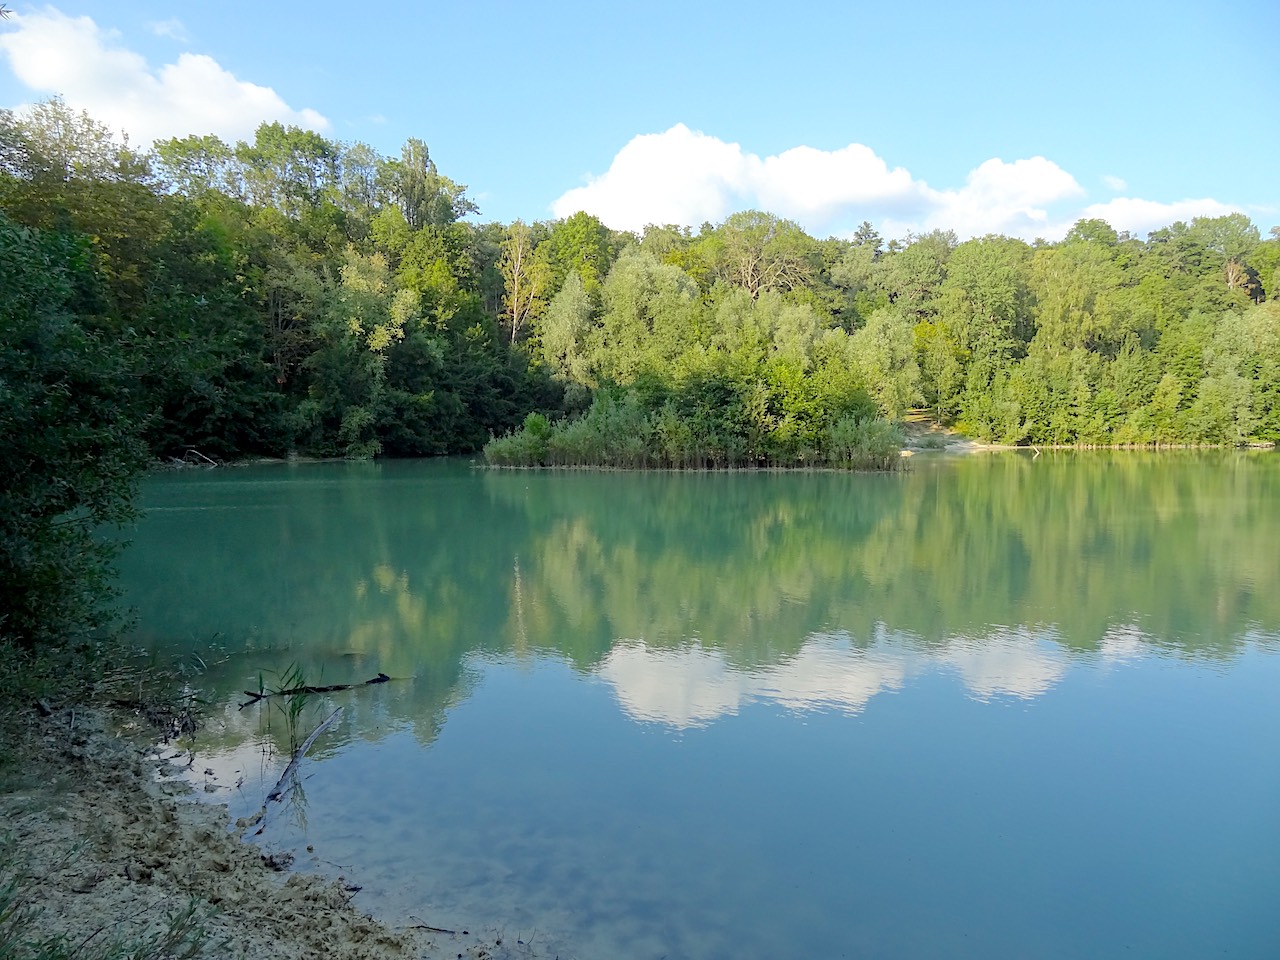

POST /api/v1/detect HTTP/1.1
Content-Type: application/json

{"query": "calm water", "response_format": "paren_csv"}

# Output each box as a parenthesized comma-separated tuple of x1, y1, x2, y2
(119, 453, 1280, 959)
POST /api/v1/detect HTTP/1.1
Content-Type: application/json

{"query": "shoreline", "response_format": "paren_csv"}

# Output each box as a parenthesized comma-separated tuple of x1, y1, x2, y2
(0, 704, 525, 960)
(157, 433, 1275, 474)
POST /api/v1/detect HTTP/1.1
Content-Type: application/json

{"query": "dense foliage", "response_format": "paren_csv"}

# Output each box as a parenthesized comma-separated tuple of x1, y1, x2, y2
(4, 94, 1275, 655)
(0, 99, 562, 463)
(3, 97, 1277, 472)
(0, 212, 147, 650)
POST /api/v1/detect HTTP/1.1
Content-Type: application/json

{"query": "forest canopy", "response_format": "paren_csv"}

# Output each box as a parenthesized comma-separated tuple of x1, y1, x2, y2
(4, 96, 1277, 653)
(1, 96, 1278, 468)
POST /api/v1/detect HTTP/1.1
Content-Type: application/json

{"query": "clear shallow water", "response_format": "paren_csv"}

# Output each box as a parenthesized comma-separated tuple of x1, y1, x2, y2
(119, 453, 1280, 959)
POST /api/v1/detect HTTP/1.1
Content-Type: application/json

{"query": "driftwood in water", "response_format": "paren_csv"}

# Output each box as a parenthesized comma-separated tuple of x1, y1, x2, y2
(406, 915, 460, 935)
(242, 706, 343, 836)
(239, 672, 392, 710)
(167, 449, 220, 468)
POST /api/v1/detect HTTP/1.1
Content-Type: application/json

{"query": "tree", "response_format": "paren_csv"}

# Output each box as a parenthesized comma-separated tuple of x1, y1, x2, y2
(1029, 239, 1129, 355)
(710, 211, 817, 299)
(0, 97, 132, 185)
(639, 223, 692, 261)
(848, 307, 921, 419)
(337, 141, 383, 233)
(1064, 218, 1119, 247)
(592, 249, 701, 383)
(880, 229, 956, 319)
(915, 319, 965, 420)
(0, 213, 148, 650)
(153, 134, 237, 197)
(235, 122, 340, 215)
(379, 138, 477, 231)
(543, 211, 621, 295)
(290, 247, 418, 458)
(540, 271, 596, 385)
(938, 235, 1033, 363)
(499, 220, 551, 344)
(1186, 213, 1262, 304)
(851, 220, 883, 255)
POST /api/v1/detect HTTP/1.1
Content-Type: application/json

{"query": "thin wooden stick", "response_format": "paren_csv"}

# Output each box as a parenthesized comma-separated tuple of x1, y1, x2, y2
(242, 706, 342, 835)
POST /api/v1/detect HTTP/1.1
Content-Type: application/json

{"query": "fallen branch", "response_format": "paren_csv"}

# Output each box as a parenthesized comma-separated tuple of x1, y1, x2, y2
(239, 672, 392, 709)
(241, 706, 343, 836)
(407, 921, 458, 935)
(166, 449, 220, 468)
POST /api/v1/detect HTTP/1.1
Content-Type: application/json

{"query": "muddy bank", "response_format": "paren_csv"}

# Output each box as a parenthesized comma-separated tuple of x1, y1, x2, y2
(0, 706, 534, 960)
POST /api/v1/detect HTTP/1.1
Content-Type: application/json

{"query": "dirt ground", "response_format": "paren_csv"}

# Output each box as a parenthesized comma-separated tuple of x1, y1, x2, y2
(0, 705, 536, 960)
(899, 413, 992, 454)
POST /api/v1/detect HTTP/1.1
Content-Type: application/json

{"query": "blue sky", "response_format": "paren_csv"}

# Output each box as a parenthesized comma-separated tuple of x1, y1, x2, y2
(1, 0, 1276, 241)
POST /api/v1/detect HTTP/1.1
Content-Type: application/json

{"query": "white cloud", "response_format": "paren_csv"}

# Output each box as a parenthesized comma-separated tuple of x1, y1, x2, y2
(552, 125, 1242, 243)
(1076, 196, 1237, 238)
(147, 18, 189, 43)
(553, 124, 926, 234)
(753, 142, 918, 221)
(1102, 174, 1127, 191)
(918, 156, 1084, 238)
(554, 124, 756, 230)
(552, 125, 1085, 240)
(0, 8, 329, 146)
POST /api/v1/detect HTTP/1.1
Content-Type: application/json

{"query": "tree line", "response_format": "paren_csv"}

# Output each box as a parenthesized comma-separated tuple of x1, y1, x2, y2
(2, 96, 1278, 649)
(4, 98, 1278, 466)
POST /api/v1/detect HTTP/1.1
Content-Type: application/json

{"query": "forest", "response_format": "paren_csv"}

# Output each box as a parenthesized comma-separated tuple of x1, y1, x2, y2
(4, 98, 1278, 464)
(3, 97, 1279, 648)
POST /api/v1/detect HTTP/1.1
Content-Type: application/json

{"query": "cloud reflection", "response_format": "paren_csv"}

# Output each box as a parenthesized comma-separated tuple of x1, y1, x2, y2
(940, 627, 1068, 701)
(598, 627, 1077, 728)
(599, 632, 907, 729)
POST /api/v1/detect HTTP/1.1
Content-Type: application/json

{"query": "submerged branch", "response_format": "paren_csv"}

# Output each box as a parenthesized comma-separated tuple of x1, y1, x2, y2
(242, 706, 343, 836)
(238, 672, 392, 710)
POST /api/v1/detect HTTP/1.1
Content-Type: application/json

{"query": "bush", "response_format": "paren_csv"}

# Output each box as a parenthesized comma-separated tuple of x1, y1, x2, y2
(0, 214, 148, 652)
(485, 412, 554, 466)
(824, 415, 905, 470)
(484, 380, 906, 471)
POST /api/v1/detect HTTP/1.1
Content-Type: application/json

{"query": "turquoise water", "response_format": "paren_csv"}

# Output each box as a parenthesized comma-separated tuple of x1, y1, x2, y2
(119, 453, 1280, 958)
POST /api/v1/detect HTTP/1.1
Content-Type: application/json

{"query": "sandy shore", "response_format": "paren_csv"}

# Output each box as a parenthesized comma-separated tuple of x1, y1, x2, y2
(0, 706, 532, 960)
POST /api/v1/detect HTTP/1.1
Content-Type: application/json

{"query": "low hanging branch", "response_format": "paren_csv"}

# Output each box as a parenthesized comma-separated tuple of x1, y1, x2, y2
(242, 706, 343, 836)
(239, 672, 392, 710)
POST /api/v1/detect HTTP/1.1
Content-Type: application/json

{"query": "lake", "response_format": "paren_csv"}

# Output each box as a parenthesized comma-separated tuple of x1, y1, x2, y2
(118, 452, 1280, 959)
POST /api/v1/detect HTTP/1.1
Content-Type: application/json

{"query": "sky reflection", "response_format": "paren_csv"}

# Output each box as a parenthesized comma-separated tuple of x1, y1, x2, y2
(596, 625, 1098, 728)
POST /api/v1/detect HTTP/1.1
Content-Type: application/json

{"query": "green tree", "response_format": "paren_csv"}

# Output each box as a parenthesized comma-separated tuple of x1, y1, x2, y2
(880, 229, 956, 319)
(848, 307, 921, 419)
(592, 249, 702, 383)
(0, 214, 148, 650)
(1186, 213, 1263, 304)
(153, 134, 237, 197)
(708, 210, 817, 299)
(542, 211, 621, 295)
(379, 138, 477, 231)
(938, 235, 1034, 362)
(1246, 237, 1280, 301)
(1064, 218, 1119, 246)
(499, 220, 551, 344)
(540, 271, 596, 386)
(235, 122, 340, 216)
(1029, 239, 1132, 355)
